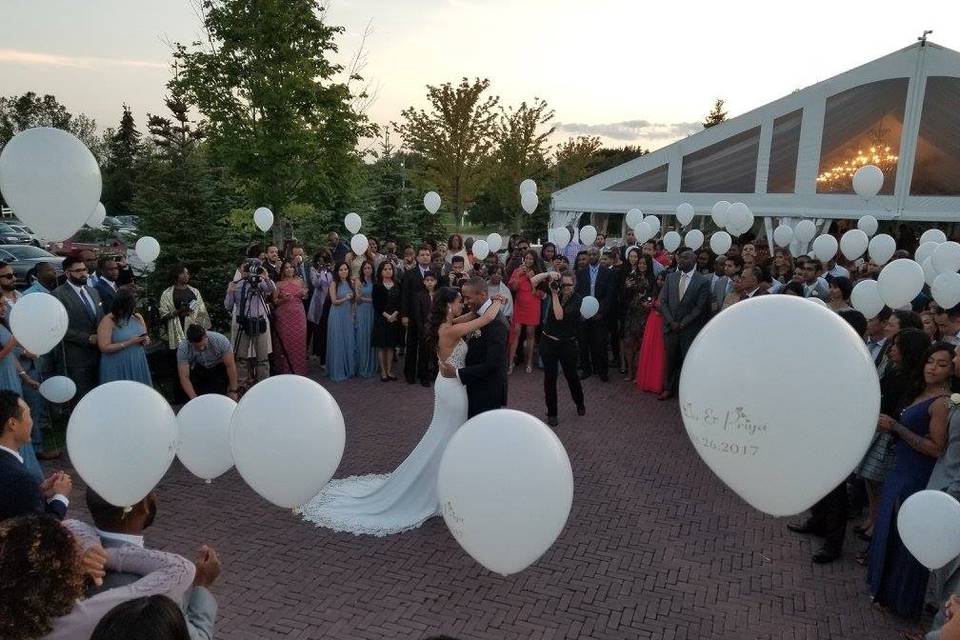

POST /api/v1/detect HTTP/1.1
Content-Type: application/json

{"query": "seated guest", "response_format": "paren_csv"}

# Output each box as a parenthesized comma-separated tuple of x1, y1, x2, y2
(0, 515, 194, 640)
(0, 390, 72, 521)
(86, 489, 219, 640)
(177, 326, 239, 401)
(95, 255, 120, 312)
(91, 595, 191, 640)
(98, 289, 152, 385)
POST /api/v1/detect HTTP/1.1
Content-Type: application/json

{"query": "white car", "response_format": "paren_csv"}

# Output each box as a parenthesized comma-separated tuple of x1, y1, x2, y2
(6, 224, 42, 247)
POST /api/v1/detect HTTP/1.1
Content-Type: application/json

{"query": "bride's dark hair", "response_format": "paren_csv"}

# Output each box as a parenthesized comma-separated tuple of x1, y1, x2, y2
(426, 287, 461, 356)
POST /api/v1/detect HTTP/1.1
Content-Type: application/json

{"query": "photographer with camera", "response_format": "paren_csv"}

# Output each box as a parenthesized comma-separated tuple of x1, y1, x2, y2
(530, 270, 585, 428)
(225, 258, 277, 389)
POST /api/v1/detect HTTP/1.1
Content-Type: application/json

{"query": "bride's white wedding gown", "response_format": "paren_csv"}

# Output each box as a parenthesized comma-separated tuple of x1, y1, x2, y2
(299, 340, 469, 536)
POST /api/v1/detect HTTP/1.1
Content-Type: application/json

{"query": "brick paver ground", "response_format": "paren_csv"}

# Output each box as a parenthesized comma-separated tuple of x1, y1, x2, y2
(60, 363, 910, 640)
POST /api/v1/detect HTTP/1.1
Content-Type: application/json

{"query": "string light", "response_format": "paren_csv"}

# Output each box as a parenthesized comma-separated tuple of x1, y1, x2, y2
(817, 127, 899, 192)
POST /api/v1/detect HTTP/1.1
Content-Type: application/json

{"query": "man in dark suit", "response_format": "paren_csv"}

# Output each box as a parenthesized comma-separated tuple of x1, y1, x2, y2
(85, 488, 220, 639)
(575, 246, 614, 382)
(440, 277, 509, 418)
(53, 254, 104, 401)
(658, 248, 711, 400)
(401, 245, 435, 386)
(0, 390, 72, 521)
(94, 255, 120, 313)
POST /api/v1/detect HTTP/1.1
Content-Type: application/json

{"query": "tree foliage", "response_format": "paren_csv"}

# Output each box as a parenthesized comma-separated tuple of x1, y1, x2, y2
(703, 98, 727, 128)
(100, 104, 142, 216)
(0, 92, 102, 159)
(554, 135, 602, 189)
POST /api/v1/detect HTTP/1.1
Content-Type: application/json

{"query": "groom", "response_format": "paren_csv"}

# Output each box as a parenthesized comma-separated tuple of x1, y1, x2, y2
(439, 277, 508, 418)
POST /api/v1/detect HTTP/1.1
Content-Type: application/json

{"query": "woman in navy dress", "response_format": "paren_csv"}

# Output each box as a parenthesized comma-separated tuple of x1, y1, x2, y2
(326, 262, 356, 382)
(98, 288, 152, 385)
(353, 261, 377, 378)
(867, 341, 953, 619)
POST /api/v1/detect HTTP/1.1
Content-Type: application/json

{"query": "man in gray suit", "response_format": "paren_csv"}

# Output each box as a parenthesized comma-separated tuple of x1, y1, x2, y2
(711, 255, 742, 313)
(85, 488, 219, 640)
(53, 254, 104, 401)
(658, 249, 711, 400)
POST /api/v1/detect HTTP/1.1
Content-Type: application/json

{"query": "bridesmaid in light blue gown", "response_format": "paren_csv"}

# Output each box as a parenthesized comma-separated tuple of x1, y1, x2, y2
(97, 289, 153, 386)
(0, 304, 41, 480)
(354, 261, 377, 378)
(326, 262, 357, 382)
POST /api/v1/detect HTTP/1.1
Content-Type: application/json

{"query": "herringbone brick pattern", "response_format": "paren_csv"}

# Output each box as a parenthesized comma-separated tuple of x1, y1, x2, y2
(61, 364, 905, 639)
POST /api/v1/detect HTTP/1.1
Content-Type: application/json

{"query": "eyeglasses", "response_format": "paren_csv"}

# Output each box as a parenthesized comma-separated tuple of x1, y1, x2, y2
(0, 274, 14, 280)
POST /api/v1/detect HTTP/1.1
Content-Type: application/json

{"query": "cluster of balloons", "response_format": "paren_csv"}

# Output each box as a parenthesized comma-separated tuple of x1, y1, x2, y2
(520, 179, 538, 215)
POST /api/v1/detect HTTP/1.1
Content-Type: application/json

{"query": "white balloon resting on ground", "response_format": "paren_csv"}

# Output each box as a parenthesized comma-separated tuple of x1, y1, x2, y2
(679, 295, 879, 516)
(10, 293, 68, 355)
(423, 191, 441, 214)
(39, 376, 76, 404)
(177, 394, 237, 482)
(344, 212, 362, 234)
(135, 236, 161, 263)
(253, 207, 273, 232)
(897, 490, 960, 570)
(850, 279, 885, 318)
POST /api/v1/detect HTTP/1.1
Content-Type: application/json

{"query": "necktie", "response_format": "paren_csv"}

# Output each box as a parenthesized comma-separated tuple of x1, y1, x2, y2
(679, 273, 690, 300)
(78, 288, 96, 320)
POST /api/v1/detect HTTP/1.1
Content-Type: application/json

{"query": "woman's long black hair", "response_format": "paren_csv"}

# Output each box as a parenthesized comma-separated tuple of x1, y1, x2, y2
(425, 287, 460, 357)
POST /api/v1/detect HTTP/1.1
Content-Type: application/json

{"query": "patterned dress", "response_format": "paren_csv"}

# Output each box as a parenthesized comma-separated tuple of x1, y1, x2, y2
(273, 278, 308, 375)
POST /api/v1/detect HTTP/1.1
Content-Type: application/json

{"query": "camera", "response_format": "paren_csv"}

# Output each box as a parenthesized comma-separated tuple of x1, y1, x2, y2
(243, 258, 264, 283)
(549, 279, 560, 291)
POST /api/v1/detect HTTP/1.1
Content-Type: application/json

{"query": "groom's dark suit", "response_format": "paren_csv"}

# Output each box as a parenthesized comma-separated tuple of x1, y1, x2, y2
(459, 310, 509, 418)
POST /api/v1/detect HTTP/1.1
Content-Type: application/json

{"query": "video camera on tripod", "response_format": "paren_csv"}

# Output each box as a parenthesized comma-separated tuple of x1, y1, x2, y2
(242, 258, 267, 284)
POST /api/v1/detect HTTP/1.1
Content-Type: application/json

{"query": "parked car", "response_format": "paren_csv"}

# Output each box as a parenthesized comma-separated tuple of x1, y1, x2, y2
(0, 223, 33, 245)
(6, 224, 42, 247)
(0, 245, 64, 288)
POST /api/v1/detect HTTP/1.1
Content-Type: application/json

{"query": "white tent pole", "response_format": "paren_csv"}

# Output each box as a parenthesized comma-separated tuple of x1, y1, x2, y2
(893, 43, 929, 218)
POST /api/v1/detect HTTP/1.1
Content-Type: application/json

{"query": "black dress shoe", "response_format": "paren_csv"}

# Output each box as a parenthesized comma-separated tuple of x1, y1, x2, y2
(547, 415, 559, 428)
(812, 548, 840, 564)
(786, 521, 819, 535)
(577, 405, 586, 416)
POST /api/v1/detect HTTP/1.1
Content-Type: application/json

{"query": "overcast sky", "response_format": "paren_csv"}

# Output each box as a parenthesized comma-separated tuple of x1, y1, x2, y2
(2, 0, 958, 151)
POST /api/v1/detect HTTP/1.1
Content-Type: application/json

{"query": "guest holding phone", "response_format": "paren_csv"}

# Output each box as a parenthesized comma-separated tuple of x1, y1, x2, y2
(98, 289, 152, 385)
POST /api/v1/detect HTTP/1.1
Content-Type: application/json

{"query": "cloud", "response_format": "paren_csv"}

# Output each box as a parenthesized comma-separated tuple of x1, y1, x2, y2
(0, 48, 165, 70)
(554, 119, 702, 141)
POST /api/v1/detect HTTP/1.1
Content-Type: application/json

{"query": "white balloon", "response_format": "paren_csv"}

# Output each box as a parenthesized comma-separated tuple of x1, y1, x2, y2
(644, 215, 661, 235)
(897, 490, 960, 570)
(773, 224, 794, 248)
(795, 220, 817, 244)
(437, 409, 572, 575)
(662, 231, 682, 253)
(10, 292, 68, 355)
(87, 202, 107, 228)
(344, 212, 362, 234)
(135, 236, 161, 263)
(634, 221, 653, 244)
(811, 234, 839, 263)
(521, 191, 539, 215)
(726, 203, 753, 236)
(580, 296, 600, 320)
(850, 279, 885, 318)
(877, 259, 924, 308)
(933, 273, 960, 309)
(684, 229, 704, 251)
(933, 241, 960, 274)
(472, 239, 490, 261)
(676, 202, 695, 227)
(710, 201, 731, 228)
(806, 296, 829, 308)
(625, 208, 644, 229)
(231, 375, 345, 508)
(486, 233, 503, 253)
(709, 231, 732, 256)
(549, 228, 570, 251)
(920, 228, 948, 246)
(0, 127, 101, 242)
(67, 381, 178, 507)
(177, 395, 236, 482)
(840, 229, 869, 261)
(679, 296, 879, 515)
(38, 376, 76, 404)
(923, 257, 940, 287)
(519, 178, 537, 195)
(852, 164, 884, 199)
(423, 191, 441, 214)
(579, 225, 598, 246)
(916, 241, 941, 267)
(868, 233, 897, 266)
(253, 207, 274, 232)
(350, 233, 368, 256)
(857, 215, 879, 237)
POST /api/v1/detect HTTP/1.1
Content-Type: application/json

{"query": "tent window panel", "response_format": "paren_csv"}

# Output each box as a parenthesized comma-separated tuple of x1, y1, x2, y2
(911, 76, 960, 196)
(680, 127, 760, 193)
(767, 109, 803, 193)
(816, 78, 908, 194)
(604, 164, 668, 192)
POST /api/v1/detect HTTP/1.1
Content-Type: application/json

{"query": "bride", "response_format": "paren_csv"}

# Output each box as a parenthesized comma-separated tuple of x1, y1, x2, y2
(299, 286, 505, 536)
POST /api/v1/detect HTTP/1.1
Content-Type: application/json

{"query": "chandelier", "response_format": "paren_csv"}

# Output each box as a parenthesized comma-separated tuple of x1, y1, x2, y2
(816, 126, 899, 192)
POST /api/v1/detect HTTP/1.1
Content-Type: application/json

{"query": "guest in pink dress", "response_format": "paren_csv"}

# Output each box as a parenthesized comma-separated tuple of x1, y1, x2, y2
(273, 260, 309, 375)
(636, 274, 666, 395)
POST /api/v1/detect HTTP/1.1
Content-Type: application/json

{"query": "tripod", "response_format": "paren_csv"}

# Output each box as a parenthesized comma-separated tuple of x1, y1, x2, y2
(233, 274, 294, 390)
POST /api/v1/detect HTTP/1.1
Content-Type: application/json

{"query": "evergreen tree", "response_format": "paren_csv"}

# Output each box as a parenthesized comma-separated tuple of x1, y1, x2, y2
(703, 98, 728, 128)
(101, 104, 142, 216)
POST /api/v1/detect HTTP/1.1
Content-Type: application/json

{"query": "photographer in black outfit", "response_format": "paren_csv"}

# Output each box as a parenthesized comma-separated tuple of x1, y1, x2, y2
(531, 270, 585, 428)
(224, 258, 277, 389)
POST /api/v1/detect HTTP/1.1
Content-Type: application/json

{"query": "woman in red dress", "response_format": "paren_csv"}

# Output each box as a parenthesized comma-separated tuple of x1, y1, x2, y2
(636, 272, 666, 394)
(273, 260, 309, 375)
(507, 250, 545, 374)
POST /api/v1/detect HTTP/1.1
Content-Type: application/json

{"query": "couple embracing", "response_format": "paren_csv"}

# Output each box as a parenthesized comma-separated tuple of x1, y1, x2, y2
(300, 277, 509, 536)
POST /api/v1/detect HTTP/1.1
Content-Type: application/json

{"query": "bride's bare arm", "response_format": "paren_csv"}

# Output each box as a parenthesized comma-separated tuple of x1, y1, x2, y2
(440, 300, 503, 342)
(451, 311, 478, 325)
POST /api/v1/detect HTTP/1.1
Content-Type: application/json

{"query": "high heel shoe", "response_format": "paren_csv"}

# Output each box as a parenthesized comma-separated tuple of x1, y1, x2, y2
(526, 365, 533, 374)
(508, 363, 515, 375)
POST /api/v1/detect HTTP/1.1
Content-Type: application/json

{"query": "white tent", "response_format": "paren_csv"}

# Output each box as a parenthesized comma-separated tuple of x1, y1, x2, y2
(550, 40, 960, 237)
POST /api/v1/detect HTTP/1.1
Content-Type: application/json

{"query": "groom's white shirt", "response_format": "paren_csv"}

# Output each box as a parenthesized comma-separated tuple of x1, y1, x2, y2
(453, 298, 493, 382)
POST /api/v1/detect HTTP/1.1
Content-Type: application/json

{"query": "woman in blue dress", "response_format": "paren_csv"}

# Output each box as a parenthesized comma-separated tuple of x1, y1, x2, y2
(326, 262, 357, 382)
(0, 301, 42, 480)
(867, 341, 953, 619)
(354, 260, 377, 378)
(97, 288, 152, 385)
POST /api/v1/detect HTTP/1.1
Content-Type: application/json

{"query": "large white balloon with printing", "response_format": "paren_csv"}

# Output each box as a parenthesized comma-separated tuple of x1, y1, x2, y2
(684, 229, 704, 252)
(852, 164, 884, 199)
(486, 233, 503, 253)
(10, 292, 68, 355)
(811, 234, 839, 263)
(423, 191, 441, 214)
(933, 273, 960, 310)
(253, 207, 273, 232)
(0, 127, 101, 242)
(679, 296, 879, 515)
(710, 201, 731, 229)
(662, 231, 682, 253)
(920, 228, 948, 246)
(850, 279, 885, 318)
(709, 231, 732, 256)
(232, 375, 345, 508)
(877, 259, 924, 308)
(676, 202, 695, 227)
(579, 225, 598, 247)
(177, 394, 236, 482)
(868, 234, 897, 266)
(857, 215, 879, 238)
(344, 212, 362, 234)
(625, 208, 644, 229)
(840, 229, 869, 261)
(794, 220, 817, 244)
(773, 225, 794, 248)
(933, 241, 960, 275)
(897, 490, 960, 570)
(437, 409, 573, 575)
